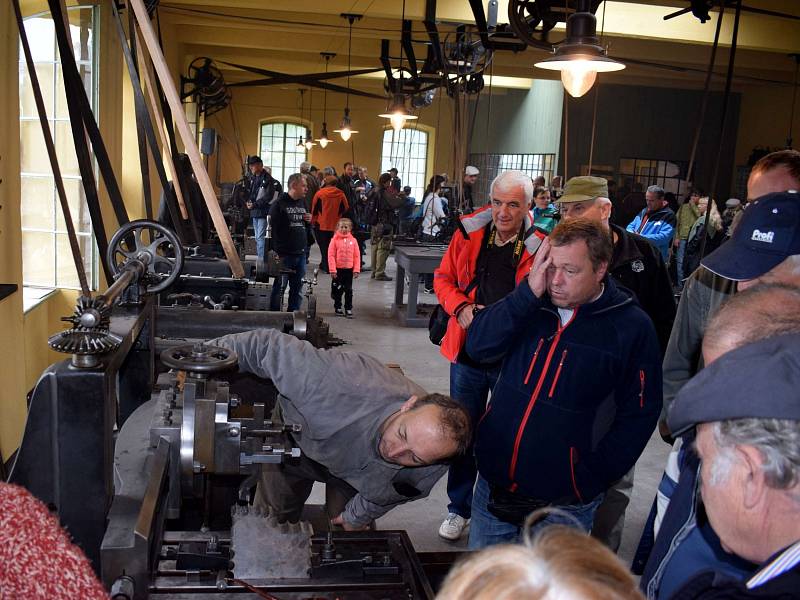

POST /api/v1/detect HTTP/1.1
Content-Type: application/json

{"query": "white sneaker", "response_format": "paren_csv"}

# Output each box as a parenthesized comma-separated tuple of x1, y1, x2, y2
(438, 513, 467, 540)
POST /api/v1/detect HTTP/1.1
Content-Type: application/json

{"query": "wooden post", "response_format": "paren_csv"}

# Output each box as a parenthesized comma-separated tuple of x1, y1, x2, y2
(128, 0, 244, 278)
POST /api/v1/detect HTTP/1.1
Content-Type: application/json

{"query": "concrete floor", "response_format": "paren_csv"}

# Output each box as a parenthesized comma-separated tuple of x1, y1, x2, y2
(301, 243, 670, 566)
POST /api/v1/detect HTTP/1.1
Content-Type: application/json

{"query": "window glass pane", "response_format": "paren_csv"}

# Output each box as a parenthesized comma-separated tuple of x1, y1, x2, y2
(20, 120, 48, 174)
(21, 176, 55, 230)
(19, 62, 55, 119)
(22, 231, 56, 286)
(55, 178, 92, 234)
(54, 121, 81, 177)
(55, 233, 93, 288)
(21, 18, 56, 62)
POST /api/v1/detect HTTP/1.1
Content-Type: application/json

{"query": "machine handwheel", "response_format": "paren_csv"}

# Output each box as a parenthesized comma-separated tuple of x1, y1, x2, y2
(107, 220, 184, 294)
(160, 343, 238, 375)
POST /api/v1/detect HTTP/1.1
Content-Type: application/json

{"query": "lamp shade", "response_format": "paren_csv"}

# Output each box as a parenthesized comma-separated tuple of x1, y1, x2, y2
(316, 122, 332, 148)
(533, 2, 625, 98)
(334, 108, 358, 141)
(379, 95, 418, 132)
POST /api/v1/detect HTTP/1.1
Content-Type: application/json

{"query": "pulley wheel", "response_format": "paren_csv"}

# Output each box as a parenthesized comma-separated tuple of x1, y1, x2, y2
(107, 220, 184, 294)
(160, 343, 238, 374)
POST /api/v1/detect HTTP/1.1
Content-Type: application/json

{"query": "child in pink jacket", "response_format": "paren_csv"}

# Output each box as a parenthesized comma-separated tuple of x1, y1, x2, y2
(328, 218, 361, 317)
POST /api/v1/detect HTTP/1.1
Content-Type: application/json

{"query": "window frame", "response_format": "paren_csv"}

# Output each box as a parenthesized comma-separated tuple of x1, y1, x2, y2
(617, 157, 690, 199)
(467, 153, 556, 204)
(380, 126, 431, 203)
(18, 5, 99, 291)
(258, 120, 309, 190)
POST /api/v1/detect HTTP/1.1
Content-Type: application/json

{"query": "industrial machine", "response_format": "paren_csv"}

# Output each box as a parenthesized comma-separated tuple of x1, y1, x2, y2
(8, 220, 439, 599)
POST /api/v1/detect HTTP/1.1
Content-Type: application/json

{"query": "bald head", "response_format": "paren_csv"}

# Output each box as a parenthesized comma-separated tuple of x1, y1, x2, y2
(703, 283, 800, 364)
(747, 149, 800, 201)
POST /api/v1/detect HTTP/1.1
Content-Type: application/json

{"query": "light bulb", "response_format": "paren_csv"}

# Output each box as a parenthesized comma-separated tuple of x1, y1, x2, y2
(390, 112, 407, 132)
(304, 140, 314, 150)
(339, 126, 352, 141)
(559, 60, 598, 98)
(319, 137, 329, 148)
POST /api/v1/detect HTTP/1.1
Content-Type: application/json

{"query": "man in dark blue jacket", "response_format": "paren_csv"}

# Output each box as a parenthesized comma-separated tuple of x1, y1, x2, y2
(465, 219, 662, 549)
(245, 156, 281, 261)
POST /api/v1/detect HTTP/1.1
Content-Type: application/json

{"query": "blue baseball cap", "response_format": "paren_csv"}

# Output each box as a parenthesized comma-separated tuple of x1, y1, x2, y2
(668, 333, 800, 436)
(701, 190, 800, 281)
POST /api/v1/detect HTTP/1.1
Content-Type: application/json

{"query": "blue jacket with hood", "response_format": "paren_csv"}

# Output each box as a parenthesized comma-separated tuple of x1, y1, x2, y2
(466, 277, 663, 503)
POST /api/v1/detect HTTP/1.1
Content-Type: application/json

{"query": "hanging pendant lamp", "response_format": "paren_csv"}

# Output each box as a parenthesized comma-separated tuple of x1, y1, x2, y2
(378, 0, 417, 131)
(534, 0, 624, 98)
(316, 53, 334, 148)
(303, 87, 316, 150)
(296, 89, 309, 149)
(379, 93, 418, 132)
(335, 14, 360, 141)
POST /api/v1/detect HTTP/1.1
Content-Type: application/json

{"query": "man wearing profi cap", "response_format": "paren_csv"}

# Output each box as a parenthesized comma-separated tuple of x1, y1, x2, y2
(462, 166, 479, 214)
(701, 190, 800, 289)
(664, 334, 800, 598)
(559, 176, 675, 552)
(661, 149, 800, 435)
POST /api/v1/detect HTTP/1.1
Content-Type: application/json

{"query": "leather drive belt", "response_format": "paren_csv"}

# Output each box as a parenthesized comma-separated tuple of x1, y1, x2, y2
(47, 0, 132, 284)
(110, 0, 190, 245)
(13, 0, 90, 295)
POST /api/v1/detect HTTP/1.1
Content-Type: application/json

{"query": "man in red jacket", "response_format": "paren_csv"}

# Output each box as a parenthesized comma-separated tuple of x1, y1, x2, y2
(433, 170, 545, 541)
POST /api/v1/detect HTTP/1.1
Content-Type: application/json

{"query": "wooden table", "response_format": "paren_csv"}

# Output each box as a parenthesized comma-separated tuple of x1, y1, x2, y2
(392, 244, 447, 327)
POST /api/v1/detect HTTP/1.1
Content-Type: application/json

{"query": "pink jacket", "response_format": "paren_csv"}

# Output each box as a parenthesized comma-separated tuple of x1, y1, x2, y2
(328, 231, 361, 274)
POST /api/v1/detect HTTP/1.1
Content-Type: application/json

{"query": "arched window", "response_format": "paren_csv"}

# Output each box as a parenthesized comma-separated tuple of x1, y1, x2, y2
(381, 127, 429, 202)
(259, 122, 308, 189)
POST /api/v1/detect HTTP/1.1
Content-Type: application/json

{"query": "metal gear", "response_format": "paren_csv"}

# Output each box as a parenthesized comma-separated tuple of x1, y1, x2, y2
(48, 328, 123, 355)
(61, 295, 112, 330)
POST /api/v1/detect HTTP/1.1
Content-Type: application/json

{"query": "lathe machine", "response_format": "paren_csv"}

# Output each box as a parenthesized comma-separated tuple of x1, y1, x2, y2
(8, 220, 445, 599)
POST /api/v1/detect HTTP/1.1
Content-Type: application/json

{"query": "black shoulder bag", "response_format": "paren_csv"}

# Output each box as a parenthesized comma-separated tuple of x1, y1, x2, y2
(428, 274, 482, 346)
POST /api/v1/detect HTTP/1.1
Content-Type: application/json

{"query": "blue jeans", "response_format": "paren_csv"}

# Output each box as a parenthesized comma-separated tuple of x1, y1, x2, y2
(253, 217, 267, 261)
(447, 362, 500, 519)
(270, 253, 306, 311)
(675, 239, 687, 284)
(468, 475, 603, 549)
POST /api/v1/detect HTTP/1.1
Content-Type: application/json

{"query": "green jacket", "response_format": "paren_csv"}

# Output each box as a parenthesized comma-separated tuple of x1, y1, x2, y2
(675, 202, 701, 240)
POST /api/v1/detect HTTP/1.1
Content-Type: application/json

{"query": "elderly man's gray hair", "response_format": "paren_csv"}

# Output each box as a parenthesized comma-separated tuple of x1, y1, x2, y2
(709, 418, 800, 498)
(299, 161, 311, 172)
(489, 170, 534, 204)
(323, 166, 336, 177)
(647, 185, 665, 197)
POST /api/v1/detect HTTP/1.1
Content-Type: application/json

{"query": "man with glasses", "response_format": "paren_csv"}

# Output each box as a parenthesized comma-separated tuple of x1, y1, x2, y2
(559, 176, 675, 354)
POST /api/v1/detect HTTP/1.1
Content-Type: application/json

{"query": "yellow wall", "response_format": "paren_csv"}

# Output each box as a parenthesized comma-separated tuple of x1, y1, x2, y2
(734, 83, 799, 167)
(204, 85, 454, 187)
(0, 1, 28, 462)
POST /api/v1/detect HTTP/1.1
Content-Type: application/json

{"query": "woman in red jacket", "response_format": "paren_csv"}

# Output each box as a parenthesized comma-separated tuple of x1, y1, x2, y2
(311, 175, 350, 272)
(433, 170, 545, 541)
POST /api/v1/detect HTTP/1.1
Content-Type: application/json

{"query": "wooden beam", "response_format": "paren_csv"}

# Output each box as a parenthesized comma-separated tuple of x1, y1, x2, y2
(129, 0, 245, 278)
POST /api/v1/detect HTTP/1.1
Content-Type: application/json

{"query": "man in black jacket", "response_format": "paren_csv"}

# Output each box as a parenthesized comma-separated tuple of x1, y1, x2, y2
(268, 173, 311, 311)
(558, 176, 676, 552)
(246, 156, 281, 261)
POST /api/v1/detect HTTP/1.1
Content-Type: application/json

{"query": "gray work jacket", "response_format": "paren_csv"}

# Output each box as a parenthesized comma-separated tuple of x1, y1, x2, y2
(662, 266, 737, 419)
(213, 329, 447, 526)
